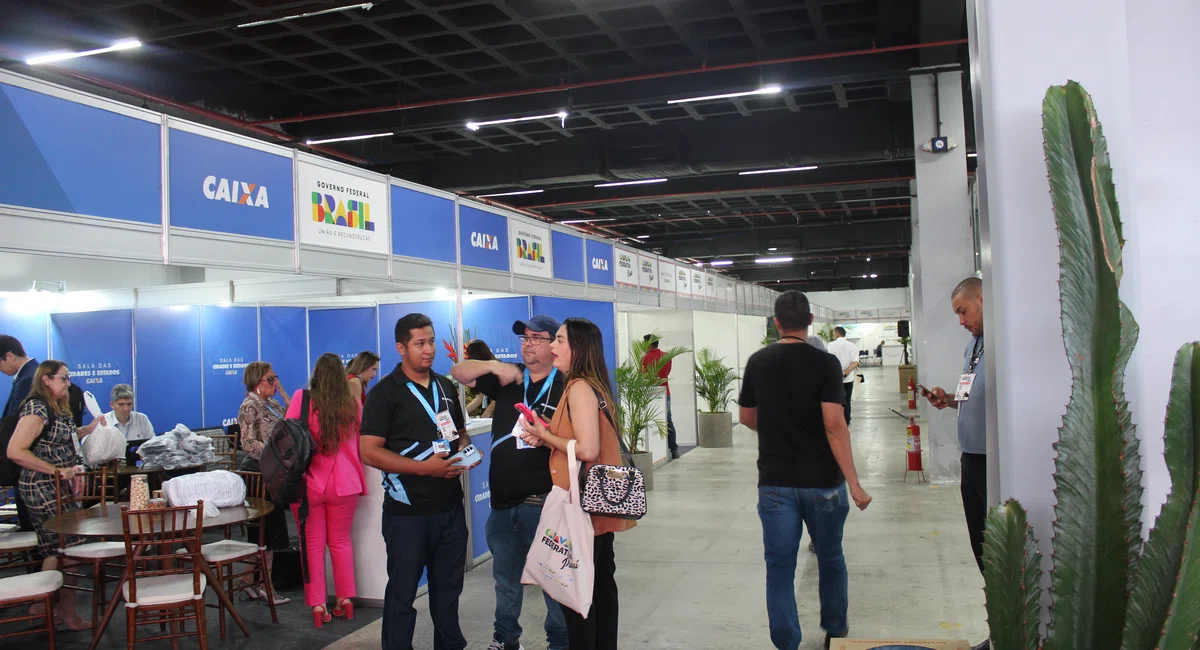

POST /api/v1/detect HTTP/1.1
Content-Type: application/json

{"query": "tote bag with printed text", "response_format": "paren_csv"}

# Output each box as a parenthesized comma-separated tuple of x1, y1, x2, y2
(522, 439, 595, 617)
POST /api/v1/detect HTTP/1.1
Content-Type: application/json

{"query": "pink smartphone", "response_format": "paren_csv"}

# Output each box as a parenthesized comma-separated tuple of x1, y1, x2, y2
(514, 403, 550, 427)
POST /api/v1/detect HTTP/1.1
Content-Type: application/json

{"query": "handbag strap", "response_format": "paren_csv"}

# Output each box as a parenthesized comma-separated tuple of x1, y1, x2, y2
(566, 439, 580, 504)
(565, 381, 635, 468)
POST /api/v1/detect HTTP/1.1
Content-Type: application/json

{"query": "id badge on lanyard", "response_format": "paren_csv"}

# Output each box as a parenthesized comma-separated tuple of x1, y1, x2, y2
(514, 368, 556, 450)
(408, 380, 458, 454)
(957, 339, 983, 402)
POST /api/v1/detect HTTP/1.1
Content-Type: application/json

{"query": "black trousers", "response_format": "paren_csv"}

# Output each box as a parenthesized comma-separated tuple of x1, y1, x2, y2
(842, 381, 854, 425)
(563, 532, 618, 650)
(960, 453, 988, 573)
(382, 505, 468, 650)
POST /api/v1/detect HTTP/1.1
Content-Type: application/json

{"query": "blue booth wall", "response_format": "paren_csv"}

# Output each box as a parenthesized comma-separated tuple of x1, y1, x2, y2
(201, 306, 258, 428)
(307, 307, 379, 378)
(50, 310, 134, 425)
(376, 301, 457, 379)
(531, 297, 618, 388)
(259, 307, 309, 408)
(463, 297, 530, 365)
(134, 306, 203, 432)
(0, 310, 50, 413)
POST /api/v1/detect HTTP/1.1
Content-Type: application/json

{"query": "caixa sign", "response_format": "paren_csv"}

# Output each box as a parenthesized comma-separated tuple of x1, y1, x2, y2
(471, 231, 500, 250)
(591, 256, 609, 271)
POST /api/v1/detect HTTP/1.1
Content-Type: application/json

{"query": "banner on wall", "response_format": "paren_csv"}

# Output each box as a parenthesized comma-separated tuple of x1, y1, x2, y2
(464, 297, 529, 364)
(835, 310, 854, 321)
(297, 157, 390, 254)
(307, 307, 379, 372)
(459, 205, 509, 271)
(50, 311, 133, 423)
(201, 306, 258, 426)
(638, 254, 657, 291)
(551, 231, 585, 283)
(692, 269, 704, 297)
(676, 266, 690, 295)
(658, 260, 675, 293)
(615, 249, 637, 288)
(391, 184, 456, 263)
(857, 309, 878, 320)
(510, 221, 551, 278)
(586, 240, 613, 286)
(169, 128, 294, 240)
(705, 273, 717, 299)
(879, 308, 902, 318)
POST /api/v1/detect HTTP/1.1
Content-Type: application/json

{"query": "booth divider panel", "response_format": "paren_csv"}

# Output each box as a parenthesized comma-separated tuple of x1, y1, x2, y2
(134, 306, 202, 432)
(469, 428, 494, 562)
(307, 307, 380, 376)
(50, 310, 133, 426)
(259, 307, 309, 402)
(377, 301, 457, 378)
(201, 306, 259, 428)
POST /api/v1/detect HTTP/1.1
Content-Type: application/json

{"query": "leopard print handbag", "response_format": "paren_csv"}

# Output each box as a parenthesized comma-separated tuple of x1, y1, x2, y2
(572, 387, 647, 521)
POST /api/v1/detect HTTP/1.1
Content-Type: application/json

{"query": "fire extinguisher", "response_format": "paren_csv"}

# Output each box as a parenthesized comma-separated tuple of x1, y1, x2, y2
(906, 418, 923, 471)
(907, 377, 917, 409)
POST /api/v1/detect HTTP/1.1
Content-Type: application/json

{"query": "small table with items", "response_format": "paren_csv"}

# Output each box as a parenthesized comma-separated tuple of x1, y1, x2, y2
(45, 497, 274, 650)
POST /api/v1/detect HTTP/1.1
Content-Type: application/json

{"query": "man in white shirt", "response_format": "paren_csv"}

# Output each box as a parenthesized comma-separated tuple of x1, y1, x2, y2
(104, 383, 156, 441)
(826, 327, 859, 425)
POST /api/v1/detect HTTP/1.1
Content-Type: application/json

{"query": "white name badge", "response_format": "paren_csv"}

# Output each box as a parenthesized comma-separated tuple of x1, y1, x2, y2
(436, 411, 459, 441)
(955, 373, 977, 402)
(432, 439, 451, 454)
(512, 417, 533, 450)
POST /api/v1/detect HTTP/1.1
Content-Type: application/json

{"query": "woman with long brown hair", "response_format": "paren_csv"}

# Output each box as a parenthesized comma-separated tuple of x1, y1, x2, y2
(345, 351, 380, 405)
(520, 318, 634, 650)
(286, 353, 367, 628)
(5, 360, 108, 629)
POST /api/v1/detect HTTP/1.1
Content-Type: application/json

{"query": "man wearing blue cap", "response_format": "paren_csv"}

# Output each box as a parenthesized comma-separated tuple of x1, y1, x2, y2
(450, 314, 568, 650)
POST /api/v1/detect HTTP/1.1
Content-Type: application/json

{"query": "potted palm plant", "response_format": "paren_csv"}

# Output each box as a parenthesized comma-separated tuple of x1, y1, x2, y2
(694, 348, 739, 448)
(615, 336, 689, 490)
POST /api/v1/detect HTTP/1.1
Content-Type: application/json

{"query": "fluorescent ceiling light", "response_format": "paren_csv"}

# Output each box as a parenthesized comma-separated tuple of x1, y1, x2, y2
(836, 197, 909, 204)
(305, 131, 393, 145)
(694, 262, 704, 267)
(561, 218, 616, 225)
(636, 235, 649, 239)
(476, 189, 543, 198)
(870, 273, 879, 278)
(768, 247, 778, 251)
(739, 165, 818, 176)
(26, 38, 141, 65)
(667, 85, 782, 104)
(866, 257, 871, 261)
(755, 256, 794, 264)
(594, 178, 667, 188)
(466, 111, 567, 131)
(710, 260, 734, 267)
(967, 152, 978, 158)
(237, 2, 373, 29)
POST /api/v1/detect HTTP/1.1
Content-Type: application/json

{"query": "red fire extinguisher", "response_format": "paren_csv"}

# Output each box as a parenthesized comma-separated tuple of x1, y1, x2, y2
(907, 418, 923, 472)
(907, 377, 917, 410)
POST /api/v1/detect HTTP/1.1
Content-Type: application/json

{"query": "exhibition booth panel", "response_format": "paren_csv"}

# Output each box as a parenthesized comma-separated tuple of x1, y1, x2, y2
(390, 179, 459, 290)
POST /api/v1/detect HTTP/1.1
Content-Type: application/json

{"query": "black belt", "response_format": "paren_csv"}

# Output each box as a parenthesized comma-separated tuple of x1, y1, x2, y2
(523, 493, 549, 506)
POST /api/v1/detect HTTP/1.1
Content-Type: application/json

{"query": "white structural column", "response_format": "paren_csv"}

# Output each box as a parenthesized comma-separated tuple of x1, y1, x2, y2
(968, 0, 1200, 542)
(909, 70, 975, 484)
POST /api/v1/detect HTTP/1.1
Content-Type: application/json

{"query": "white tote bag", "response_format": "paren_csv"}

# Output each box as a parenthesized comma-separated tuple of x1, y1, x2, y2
(522, 440, 595, 617)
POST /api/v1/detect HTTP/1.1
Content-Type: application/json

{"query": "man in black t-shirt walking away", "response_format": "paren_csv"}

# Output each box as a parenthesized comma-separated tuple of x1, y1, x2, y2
(738, 291, 872, 650)
(450, 314, 568, 650)
(361, 314, 479, 650)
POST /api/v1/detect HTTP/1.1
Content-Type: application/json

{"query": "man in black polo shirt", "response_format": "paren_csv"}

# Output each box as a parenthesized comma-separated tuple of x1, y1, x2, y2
(738, 291, 872, 650)
(361, 313, 478, 650)
(450, 314, 567, 650)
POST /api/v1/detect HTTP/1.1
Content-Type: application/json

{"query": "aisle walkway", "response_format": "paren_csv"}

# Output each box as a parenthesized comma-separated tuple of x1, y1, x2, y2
(328, 367, 987, 649)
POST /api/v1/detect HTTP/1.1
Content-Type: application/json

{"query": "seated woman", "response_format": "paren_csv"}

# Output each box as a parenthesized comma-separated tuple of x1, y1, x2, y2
(5, 360, 107, 630)
(103, 383, 156, 441)
(463, 340, 497, 418)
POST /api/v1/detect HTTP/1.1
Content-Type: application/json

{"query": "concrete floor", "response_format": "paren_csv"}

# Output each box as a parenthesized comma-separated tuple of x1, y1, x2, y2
(326, 367, 987, 649)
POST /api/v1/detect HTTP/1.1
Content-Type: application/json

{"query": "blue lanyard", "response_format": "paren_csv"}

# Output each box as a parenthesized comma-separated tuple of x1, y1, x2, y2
(523, 367, 557, 411)
(263, 400, 283, 420)
(407, 379, 442, 425)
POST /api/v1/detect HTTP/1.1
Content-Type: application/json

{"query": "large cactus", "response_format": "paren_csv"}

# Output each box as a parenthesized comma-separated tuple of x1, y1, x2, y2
(982, 81, 1200, 650)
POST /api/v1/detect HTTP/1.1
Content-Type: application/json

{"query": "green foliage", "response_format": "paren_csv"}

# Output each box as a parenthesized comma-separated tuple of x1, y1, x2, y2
(816, 323, 836, 343)
(615, 336, 690, 454)
(694, 347, 739, 414)
(981, 81, 1200, 650)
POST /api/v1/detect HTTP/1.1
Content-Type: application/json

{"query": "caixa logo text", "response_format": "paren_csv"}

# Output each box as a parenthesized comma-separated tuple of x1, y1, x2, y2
(203, 176, 269, 208)
(591, 257, 609, 271)
(471, 232, 500, 250)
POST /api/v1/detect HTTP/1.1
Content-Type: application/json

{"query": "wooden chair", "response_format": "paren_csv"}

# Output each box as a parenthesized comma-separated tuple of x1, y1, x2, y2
(207, 435, 238, 472)
(54, 467, 126, 630)
(189, 471, 279, 639)
(120, 502, 208, 650)
(0, 570, 62, 649)
(0, 487, 39, 572)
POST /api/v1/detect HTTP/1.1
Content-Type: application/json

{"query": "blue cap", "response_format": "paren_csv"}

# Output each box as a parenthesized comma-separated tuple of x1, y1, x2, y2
(513, 315, 561, 336)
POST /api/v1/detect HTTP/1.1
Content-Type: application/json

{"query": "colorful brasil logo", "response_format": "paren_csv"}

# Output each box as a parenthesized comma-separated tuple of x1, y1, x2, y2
(516, 237, 545, 263)
(311, 192, 374, 231)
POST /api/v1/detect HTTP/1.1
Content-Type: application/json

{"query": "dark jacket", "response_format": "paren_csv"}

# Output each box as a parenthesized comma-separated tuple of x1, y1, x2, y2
(2, 358, 37, 419)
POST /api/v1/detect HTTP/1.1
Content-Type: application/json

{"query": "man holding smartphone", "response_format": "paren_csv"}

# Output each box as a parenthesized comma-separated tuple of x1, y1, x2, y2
(922, 276, 989, 650)
(450, 315, 568, 650)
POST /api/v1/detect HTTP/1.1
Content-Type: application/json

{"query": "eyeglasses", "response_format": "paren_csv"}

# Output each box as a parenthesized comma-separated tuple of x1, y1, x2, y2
(518, 335, 552, 346)
(264, 375, 278, 385)
(52, 374, 70, 383)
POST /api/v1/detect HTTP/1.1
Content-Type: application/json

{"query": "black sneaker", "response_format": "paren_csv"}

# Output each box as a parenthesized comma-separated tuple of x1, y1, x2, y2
(670, 449, 680, 459)
(971, 640, 990, 650)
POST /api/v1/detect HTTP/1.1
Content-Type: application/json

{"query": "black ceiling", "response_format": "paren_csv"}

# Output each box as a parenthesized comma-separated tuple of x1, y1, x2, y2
(0, 0, 973, 290)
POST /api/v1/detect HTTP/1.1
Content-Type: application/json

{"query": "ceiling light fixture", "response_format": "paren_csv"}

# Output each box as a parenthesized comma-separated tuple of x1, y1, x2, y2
(26, 38, 141, 65)
(967, 152, 978, 158)
(866, 257, 871, 262)
(561, 218, 617, 224)
(755, 256, 794, 265)
(667, 85, 782, 104)
(466, 111, 567, 131)
(870, 273, 879, 278)
(768, 247, 778, 251)
(835, 197, 910, 204)
(305, 131, 393, 145)
(476, 189, 544, 198)
(739, 165, 818, 176)
(636, 235, 649, 239)
(710, 260, 734, 267)
(236, 2, 373, 29)
(594, 178, 667, 188)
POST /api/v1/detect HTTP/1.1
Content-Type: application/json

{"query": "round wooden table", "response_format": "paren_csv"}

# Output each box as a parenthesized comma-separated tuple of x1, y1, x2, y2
(45, 498, 274, 650)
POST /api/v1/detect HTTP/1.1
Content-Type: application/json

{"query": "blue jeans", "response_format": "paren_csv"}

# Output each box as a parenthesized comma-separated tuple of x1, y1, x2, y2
(758, 484, 850, 650)
(486, 504, 569, 650)
(382, 506, 468, 650)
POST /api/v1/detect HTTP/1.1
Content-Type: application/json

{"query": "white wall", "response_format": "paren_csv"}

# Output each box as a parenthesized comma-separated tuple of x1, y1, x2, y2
(693, 310, 741, 423)
(804, 288, 910, 313)
(969, 0, 1200, 538)
(626, 309, 698, 452)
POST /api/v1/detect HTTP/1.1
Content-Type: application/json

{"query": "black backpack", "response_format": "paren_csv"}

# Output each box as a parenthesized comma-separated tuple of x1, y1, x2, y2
(259, 391, 314, 506)
(0, 399, 55, 485)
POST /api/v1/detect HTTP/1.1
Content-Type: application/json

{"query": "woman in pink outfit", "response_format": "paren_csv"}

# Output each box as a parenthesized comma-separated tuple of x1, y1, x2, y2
(287, 353, 367, 628)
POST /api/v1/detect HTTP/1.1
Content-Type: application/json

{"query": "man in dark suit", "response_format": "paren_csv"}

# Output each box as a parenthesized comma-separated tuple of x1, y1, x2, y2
(0, 335, 38, 531)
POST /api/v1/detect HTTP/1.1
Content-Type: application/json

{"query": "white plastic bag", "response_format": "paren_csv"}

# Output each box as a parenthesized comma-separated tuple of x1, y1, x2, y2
(81, 426, 125, 465)
(522, 440, 595, 617)
(162, 470, 246, 510)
